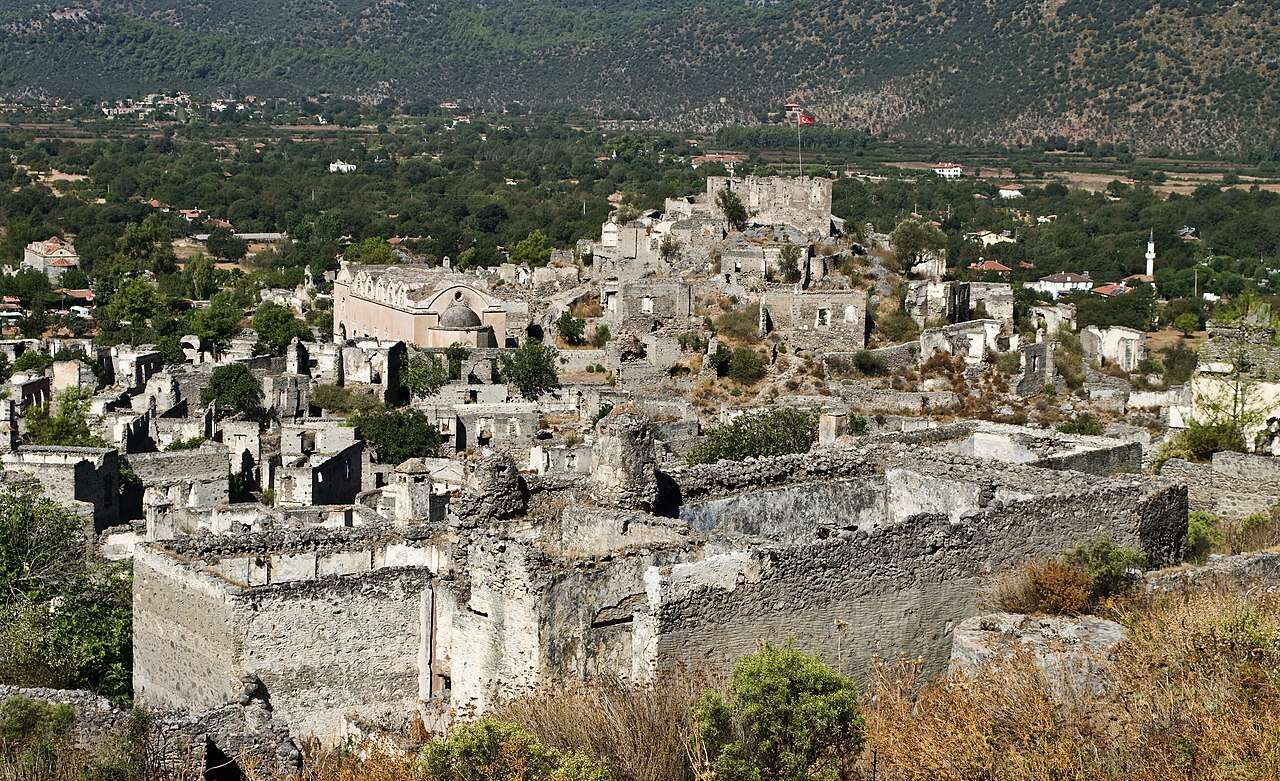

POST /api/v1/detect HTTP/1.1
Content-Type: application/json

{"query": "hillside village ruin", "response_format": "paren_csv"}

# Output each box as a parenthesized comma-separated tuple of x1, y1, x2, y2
(6, 171, 1276, 772)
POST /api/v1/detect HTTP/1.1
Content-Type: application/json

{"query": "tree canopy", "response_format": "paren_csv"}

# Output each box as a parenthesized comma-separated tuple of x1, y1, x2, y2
(200, 363, 262, 418)
(499, 341, 560, 399)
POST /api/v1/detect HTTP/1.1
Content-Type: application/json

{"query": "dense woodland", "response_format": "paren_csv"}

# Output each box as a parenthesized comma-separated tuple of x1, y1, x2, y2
(6, 1, 1280, 152)
(3, 116, 1280, 356)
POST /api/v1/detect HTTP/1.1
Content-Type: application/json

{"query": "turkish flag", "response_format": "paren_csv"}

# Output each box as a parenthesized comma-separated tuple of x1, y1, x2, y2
(798, 113, 814, 125)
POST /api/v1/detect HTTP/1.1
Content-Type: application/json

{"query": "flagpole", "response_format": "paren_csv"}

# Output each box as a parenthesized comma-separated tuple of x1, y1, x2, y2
(796, 114, 803, 176)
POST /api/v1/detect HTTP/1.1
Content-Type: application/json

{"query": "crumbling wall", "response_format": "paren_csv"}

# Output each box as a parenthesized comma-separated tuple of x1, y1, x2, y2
(1159, 453, 1280, 519)
(134, 546, 242, 712)
(238, 568, 427, 739)
(647, 474, 1185, 682)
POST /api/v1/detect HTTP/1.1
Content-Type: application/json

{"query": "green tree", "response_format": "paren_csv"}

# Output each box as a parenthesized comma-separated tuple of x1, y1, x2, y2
(200, 363, 262, 418)
(24, 390, 107, 448)
(9, 352, 52, 375)
(716, 188, 748, 231)
(660, 233, 681, 263)
(422, 718, 609, 781)
(350, 407, 443, 464)
(778, 242, 803, 283)
(688, 408, 818, 464)
(728, 346, 766, 384)
(104, 278, 165, 325)
(343, 236, 396, 265)
(187, 291, 247, 349)
(183, 254, 217, 300)
(695, 644, 863, 781)
(1174, 312, 1199, 337)
(251, 302, 311, 356)
(0, 484, 132, 702)
(890, 219, 947, 273)
(206, 227, 246, 261)
(445, 343, 470, 381)
(555, 310, 586, 345)
(401, 353, 451, 398)
(499, 341, 560, 399)
(511, 229, 553, 267)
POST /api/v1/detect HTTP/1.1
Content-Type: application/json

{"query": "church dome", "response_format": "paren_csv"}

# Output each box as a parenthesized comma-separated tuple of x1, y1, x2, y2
(440, 294, 482, 328)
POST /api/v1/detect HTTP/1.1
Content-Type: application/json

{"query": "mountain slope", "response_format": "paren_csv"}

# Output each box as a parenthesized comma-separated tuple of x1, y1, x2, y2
(3, 0, 1280, 152)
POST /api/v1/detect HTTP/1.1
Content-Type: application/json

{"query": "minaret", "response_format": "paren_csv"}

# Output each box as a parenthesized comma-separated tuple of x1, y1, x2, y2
(1145, 230, 1156, 278)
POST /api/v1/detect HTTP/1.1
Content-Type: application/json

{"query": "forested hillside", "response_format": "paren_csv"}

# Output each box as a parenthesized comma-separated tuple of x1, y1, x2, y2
(4, 0, 1280, 153)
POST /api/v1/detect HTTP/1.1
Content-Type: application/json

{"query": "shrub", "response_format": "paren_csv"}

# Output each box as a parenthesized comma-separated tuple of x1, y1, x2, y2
(695, 644, 862, 781)
(992, 558, 1093, 616)
(556, 310, 587, 345)
(422, 718, 611, 781)
(875, 311, 918, 343)
(1057, 413, 1103, 436)
(165, 436, 206, 451)
(1228, 510, 1280, 554)
(591, 324, 610, 348)
(706, 344, 732, 377)
(852, 349, 886, 376)
(687, 408, 818, 465)
(847, 414, 869, 436)
(499, 675, 701, 781)
(311, 383, 381, 414)
(995, 351, 1022, 375)
(1069, 538, 1146, 603)
(728, 347, 766, 384)
(1185, 510, 1225, 563)
(713, 304, 761, 343)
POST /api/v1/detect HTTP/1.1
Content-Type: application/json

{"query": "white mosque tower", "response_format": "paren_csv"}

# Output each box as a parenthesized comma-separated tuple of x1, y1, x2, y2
(1146, 229, 1156, 279)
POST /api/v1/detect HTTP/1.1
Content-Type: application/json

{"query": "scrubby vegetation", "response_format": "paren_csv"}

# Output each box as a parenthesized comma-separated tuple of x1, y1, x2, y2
(686, 407, 818, 465)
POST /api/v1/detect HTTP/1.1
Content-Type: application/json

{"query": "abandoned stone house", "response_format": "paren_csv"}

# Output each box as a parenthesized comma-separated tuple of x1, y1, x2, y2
(133, 416, 1186, 748)
(705, 175, 835, 237)
(759, 287, 867, 351)
(1081, 325, 1145, 373)
(905, 280, 1015, 330)
(919, 319, 1006, 366)
(601, 279, 693, 332)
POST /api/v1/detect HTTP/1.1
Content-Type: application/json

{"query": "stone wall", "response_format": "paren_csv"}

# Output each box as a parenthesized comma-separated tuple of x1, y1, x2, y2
(135, 532, 439, 741)
(1159, 452, 1280, 519)
(646, 470, 1184, 681)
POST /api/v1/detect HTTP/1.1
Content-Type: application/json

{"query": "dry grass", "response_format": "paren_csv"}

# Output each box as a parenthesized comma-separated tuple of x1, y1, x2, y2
(497, 674, 708, 781)
(987, 558, 1093, 616)
(861, 587, 1280, 781)
(105, 586, 1280, 781)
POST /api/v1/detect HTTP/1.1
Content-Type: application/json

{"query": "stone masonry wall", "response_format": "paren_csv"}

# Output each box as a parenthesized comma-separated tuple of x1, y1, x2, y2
(648, 477, 1185, 683)
(1159, 454, 1280, 519)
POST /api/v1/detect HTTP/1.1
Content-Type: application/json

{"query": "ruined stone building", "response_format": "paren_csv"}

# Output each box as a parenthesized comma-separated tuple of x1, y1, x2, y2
(760, 287, 867, 351)
(705, 176, 835, 236)
(133, 416, 1185, 748)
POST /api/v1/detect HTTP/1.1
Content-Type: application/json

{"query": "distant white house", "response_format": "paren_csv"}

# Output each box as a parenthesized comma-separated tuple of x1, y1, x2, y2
(1032, 272, 1092, 299)
(329, 160, 357, 174)
(998, 184, 1025, 199)
(964, 230, 1016, 248)
(933, 163, 964, 179)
